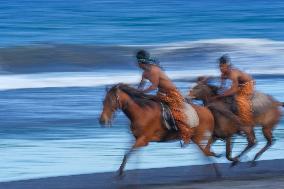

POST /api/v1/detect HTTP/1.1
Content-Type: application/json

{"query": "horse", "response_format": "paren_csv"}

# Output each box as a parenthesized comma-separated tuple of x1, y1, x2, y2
(189, 77, 283, 165)
(99, 83, 218, 176)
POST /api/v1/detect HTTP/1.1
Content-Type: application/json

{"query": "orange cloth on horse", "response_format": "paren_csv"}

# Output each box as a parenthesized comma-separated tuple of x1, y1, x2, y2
(235, 80, 255, 126)
(157, 88, 193, 143)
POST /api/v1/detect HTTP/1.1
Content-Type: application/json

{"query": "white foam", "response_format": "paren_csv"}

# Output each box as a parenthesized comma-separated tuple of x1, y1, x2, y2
(0, 69, 217, 91)
(1, 38, 284, 91)
(0, 72, 141, 90)
(152, 38, 284, 56)
(0, 67, 283, 91)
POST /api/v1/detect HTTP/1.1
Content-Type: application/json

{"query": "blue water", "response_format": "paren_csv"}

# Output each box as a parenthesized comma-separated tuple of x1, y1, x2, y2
(1, 0, 284, 46)
(0, 0, 284, 182)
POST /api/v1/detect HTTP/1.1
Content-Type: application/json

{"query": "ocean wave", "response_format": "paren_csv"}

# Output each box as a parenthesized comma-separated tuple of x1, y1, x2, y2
(0, 38, 284, 74)
(0, 72, 140, 90)
(0, 70, 208, 90)
(1, 37, 284, 90)
(0, 69, 283, 91)
(152, 38, 284, 55)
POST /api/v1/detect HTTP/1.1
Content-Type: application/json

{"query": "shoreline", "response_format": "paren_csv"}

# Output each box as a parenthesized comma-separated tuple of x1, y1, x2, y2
(1, 159, 284, 189)
(138, 173, 284, 189)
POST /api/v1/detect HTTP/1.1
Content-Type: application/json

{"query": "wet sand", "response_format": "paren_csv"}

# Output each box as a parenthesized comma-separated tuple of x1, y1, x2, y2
(1, 159, 284, 189)
(136, 174, 284, 189)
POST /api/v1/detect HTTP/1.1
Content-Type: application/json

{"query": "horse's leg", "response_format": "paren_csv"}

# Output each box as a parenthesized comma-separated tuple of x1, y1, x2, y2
(225, 137, 239, 166)
(193, 135, 221, 177)
(204, 136, 221, 158)
(251, 127, 274, 166)
(226, 137, 235, 161)
(118, 136, 148, 176)
(192, 134, 217, 157)
(118, 147, 134, 177)
(233, 127, 256, 161)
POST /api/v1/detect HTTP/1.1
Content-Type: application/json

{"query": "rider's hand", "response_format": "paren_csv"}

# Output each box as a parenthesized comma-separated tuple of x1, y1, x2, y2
(209, 96, 217, 101)
(209, 95, 222, 101)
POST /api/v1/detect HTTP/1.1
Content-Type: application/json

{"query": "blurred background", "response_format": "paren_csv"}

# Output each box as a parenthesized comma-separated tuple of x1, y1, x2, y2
(0, 0, 284, 181)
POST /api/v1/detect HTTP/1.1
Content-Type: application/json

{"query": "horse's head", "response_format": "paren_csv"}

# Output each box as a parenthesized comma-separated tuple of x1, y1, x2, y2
(99, 84, 122, 127)
(100, 83, 156, 126)
(189, 76, 218, 101)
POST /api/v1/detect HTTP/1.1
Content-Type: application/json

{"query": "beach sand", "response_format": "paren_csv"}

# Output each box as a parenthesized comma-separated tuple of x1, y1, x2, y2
(1, 159, 284, 189)
(135, 174, 284, 189)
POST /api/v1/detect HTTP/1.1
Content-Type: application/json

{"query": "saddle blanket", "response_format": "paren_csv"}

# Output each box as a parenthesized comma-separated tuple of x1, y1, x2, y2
(161, 102, 199, 131)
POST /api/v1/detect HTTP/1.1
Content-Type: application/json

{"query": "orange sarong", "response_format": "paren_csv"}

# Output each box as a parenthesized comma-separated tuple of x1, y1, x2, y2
(235, 80, 255, 126)
(158, 88, 193, 143)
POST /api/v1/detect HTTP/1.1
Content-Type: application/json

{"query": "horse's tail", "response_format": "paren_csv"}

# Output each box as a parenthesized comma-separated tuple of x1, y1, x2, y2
(276, 102, 284, 107)
(207, 104, 242, 126)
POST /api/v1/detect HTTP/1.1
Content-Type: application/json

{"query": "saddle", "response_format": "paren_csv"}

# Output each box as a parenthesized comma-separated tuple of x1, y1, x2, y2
(224, 91, 273, 116)
(161, 102, 199, 131)
(161, 103, 178, 131)
(223, 96, 238, 114)
(251, 91, 273, 115)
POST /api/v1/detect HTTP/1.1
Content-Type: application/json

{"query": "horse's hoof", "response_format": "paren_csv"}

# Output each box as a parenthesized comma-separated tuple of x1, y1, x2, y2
(208, 152, 222, 158)
(116, 169, 125, 179)
(116, 173, 125, 180)
(230, 159, 239, 167)
(215, 153, 223, 158)
(180, 142, 189, 148)
(250, 161, 257, 167)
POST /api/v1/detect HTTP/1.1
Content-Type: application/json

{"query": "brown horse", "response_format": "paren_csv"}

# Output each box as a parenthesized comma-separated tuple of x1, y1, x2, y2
(189, 77, 283, 165)
(99, 83, 217, 176)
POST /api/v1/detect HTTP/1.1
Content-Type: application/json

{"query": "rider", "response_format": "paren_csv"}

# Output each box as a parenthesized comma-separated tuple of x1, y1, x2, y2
(214, 55, 255, 127)
(136, 50, 193, 144)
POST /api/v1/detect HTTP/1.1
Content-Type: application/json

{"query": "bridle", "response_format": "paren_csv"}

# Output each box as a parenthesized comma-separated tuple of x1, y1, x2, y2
(102, 85, 129, 127)
(114, 89, 123, 110)
(109, 85, 126, 112)
(114, 85, 122, 110)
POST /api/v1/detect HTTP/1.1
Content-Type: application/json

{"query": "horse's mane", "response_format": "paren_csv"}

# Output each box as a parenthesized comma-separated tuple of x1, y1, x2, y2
(196, 76, 219, 96)
(111, 83, 158, 107)
(207, 84, 219, 96)
(205, 82, 238, 113)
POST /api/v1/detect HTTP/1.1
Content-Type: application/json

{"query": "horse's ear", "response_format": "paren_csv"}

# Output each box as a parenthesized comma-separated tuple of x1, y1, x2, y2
(196, 76, 209, 84)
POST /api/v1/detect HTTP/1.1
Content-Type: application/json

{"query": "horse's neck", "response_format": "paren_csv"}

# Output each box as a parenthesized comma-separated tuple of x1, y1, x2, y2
(203, 88, 217, 105)
(120, 93, 142, 122)
(202, 95, 211, 105)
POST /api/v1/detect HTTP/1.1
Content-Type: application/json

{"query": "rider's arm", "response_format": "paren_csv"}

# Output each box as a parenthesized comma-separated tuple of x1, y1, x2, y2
(142, 69, 159, 93)
(220, 74, 226, 90)
(138, 76, 146, 90)
(220, 73, 239, 97)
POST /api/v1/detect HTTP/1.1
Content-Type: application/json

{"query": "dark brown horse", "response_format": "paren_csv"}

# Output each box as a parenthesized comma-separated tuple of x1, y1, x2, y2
(99, 83, 217, 176)
(189, 77, 283, 165)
